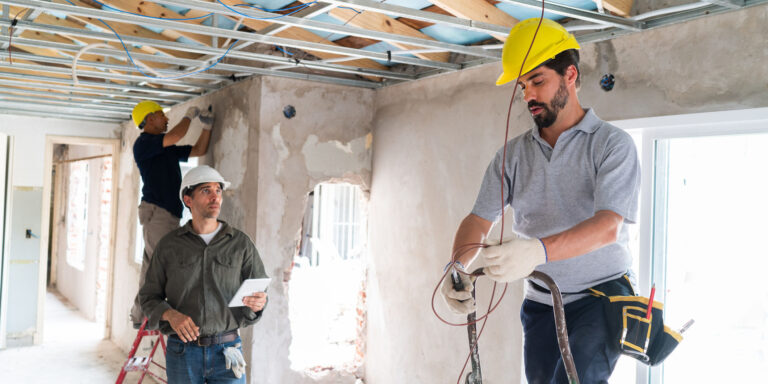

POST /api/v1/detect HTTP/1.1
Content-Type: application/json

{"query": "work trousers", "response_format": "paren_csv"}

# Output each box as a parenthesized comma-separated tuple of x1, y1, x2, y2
(166, 335, 245, 384)
(130, 201, 180, 324)
(521, 295, 621, 384)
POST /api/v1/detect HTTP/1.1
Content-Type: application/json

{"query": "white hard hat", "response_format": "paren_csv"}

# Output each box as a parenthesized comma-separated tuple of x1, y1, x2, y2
(179, 165, 231, 202)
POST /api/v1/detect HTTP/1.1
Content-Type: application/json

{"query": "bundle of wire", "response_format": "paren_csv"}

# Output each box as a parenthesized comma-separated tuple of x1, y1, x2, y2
(429, 4, 548, 384)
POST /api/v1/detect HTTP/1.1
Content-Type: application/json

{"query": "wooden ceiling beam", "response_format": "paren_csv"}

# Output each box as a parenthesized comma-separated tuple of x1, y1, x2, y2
(51, 0, 203, 60)
(299, 1, 450, 62)
(429, 0, 517, 41)
(97, 0, 215, 46)
(215, 0, 388, 75)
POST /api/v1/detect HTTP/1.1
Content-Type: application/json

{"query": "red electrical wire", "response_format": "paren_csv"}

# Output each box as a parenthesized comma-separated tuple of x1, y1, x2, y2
(7, 9, 27, 65)
(430, 2, 549, 383)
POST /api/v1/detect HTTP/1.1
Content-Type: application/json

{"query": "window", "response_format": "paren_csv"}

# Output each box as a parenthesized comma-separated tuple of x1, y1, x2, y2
(289, 183, 368, 373)
(65, 161, 89, 270)
(651, 133, 768, 383)
(612, 108, 768, 383)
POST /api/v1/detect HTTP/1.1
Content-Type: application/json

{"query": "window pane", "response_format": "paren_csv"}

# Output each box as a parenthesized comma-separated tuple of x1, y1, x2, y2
(660, 133, 768, 382)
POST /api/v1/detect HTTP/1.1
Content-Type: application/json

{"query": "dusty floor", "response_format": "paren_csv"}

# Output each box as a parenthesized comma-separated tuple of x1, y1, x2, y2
(0, 290, 149, 383)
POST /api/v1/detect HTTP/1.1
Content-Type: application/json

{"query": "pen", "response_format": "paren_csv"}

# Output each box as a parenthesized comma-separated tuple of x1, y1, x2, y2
(646, 283, 656, 320)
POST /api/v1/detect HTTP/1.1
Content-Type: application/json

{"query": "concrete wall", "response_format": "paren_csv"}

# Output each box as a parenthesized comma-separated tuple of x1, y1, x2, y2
(104, 4, 767, 382)
(250, 77, 373, 384)
(367, 5, 768, 384)
(110, 76, 374, 384)
(109, 94, 220, 350)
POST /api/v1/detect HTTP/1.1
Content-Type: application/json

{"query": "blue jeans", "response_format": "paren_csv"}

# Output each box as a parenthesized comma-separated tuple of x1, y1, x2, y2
(166, 335, 246, 384)
(520, 296, 620, 384)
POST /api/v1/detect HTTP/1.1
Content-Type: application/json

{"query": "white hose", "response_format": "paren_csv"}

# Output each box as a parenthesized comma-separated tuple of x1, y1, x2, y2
(72, 43, 159, 85)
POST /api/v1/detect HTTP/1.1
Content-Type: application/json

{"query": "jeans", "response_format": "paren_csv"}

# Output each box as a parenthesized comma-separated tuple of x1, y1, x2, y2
(520, 296, 621, 384)
(166, 335, 246, 384)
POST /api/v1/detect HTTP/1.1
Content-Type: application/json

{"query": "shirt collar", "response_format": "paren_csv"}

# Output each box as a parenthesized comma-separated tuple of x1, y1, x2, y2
(530, 107, 601, 146)
(179, 220, 233, 238)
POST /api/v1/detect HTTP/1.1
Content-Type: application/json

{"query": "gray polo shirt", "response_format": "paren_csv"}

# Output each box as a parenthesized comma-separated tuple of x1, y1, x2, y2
(471, 109, 640, 305)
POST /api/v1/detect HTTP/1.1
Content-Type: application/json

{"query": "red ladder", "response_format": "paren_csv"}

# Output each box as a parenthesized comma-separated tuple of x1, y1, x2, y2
(116, 317, 167, 384)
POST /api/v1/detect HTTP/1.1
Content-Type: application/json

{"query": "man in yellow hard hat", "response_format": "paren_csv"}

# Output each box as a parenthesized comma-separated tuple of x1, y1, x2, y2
(129, 100, 215, 329)
(440, 18, 640, 383)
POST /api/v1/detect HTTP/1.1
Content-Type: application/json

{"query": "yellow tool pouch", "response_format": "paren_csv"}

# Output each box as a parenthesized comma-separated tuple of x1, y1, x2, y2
(587, 275, 683, 366)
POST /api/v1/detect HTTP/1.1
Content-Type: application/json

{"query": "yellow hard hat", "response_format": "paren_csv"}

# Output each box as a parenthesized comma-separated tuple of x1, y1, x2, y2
(131, 100, 163, 128)
(496, 18, 580, 86)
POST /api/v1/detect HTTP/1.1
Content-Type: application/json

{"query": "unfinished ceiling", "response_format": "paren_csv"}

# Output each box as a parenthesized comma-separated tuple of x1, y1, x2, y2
(0, 0, 763, 123)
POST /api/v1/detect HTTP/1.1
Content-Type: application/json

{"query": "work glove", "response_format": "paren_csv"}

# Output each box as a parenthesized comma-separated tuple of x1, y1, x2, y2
(440, 263, 478, 315)
(183, 106, 200, 121)
(481, 237, 547, 282)
(222, 343, 246, 379)
(198, 108, 214, 130)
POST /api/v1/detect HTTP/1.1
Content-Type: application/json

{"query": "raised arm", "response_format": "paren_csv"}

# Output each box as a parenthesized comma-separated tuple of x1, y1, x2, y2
(189, 129, 211, 157)
(162, 106, 200, 147)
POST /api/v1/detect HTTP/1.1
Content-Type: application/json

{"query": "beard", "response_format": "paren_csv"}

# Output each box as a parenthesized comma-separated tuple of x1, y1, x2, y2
(529, 79, 569, 129)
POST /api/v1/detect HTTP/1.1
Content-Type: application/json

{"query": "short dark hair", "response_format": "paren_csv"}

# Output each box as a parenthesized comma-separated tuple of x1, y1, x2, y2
(541, 49, 580, 87)
(182, 183, 207, 200)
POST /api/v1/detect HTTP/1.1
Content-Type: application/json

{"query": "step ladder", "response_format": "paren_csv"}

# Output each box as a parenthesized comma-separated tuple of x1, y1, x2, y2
(116, 317, 167, 384)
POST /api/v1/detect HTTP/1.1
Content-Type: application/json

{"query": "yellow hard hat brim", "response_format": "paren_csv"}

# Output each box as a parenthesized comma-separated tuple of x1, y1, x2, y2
(496, 70, 517, 86)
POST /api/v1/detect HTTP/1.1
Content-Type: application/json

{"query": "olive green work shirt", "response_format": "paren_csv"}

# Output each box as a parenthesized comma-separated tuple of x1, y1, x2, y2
(139, 220, 268, 336)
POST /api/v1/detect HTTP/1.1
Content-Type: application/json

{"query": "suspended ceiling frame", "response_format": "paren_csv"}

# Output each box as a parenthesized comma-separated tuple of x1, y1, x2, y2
(0, 0, 764, 123)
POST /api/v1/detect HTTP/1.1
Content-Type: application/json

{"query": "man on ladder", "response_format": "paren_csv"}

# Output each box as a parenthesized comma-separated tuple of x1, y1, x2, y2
(129, 100, 214, 329)
(440, 18, 641, 383)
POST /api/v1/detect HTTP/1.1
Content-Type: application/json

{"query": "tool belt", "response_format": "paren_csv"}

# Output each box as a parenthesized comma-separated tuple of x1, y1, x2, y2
(586, 275, 682, 366)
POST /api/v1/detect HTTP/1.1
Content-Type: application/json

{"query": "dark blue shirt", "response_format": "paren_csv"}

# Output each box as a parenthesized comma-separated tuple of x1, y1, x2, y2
(133, 133, 192, 218)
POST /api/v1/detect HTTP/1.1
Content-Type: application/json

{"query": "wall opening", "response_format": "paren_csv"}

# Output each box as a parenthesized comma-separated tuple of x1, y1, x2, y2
(288, 182, 368, 377)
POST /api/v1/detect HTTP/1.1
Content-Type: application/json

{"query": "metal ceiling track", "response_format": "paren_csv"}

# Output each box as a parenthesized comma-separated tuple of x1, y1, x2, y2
(0, 28, 415, 82)
(0, 0, 765, 124)
(0, 105, 128, 122)
(0, 0, 485, 68)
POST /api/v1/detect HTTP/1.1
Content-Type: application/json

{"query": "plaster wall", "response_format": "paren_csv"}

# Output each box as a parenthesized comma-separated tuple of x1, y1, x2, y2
(109, 76, 375, 384)
(108, 90, 229, 350)
(367, 5, 767, 384)
(248, 77, 373, 384)
(0, 115, 118, 187)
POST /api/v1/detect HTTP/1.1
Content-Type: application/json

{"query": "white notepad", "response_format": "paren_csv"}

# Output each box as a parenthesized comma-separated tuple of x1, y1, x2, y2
(227, 278, 272, 307)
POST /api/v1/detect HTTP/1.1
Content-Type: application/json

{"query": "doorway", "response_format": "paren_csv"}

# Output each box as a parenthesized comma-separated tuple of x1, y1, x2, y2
(42, 136, 120, 342)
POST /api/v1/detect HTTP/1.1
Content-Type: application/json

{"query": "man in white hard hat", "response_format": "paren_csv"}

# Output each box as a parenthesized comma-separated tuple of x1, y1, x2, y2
(440, 18, 641, 383)
(129, 100, 215, 328)
(140, 165, 268, 383)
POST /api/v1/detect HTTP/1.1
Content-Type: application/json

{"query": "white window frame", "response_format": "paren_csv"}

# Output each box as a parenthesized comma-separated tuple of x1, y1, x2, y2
(612, 107, 768, 383)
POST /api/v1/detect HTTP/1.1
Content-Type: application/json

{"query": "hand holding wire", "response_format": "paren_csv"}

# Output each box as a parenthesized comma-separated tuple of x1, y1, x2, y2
(482, 237, 547, 282)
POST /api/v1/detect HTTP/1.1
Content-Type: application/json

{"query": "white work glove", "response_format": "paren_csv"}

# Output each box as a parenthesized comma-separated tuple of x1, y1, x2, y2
(440, 264, 477, 315)
(198, 108, 214, 130)
(222, 343, 246, 379)
(481, 237, 547, 282)
(183, 106, 200, 121)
